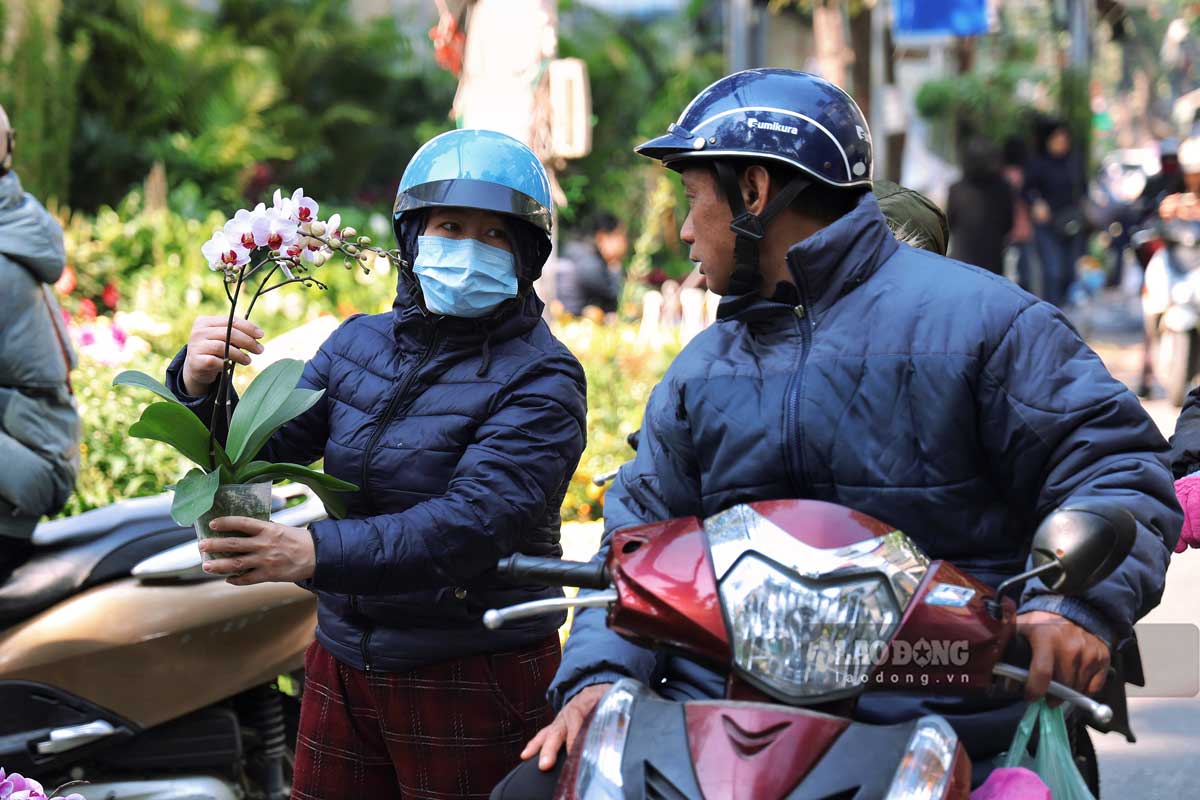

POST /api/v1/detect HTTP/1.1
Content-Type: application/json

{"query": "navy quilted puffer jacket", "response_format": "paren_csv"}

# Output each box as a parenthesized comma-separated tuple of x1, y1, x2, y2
(168, 273, 586, 672)
(551, 193, 1179, 757)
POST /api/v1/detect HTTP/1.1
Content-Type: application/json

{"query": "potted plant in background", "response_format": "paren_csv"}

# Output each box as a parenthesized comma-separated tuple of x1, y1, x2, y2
(113, 188, 403, 561)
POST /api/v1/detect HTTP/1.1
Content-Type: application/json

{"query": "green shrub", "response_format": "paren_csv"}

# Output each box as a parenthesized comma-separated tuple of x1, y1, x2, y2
(61, 353, 190, 518)
(554, 319, 679, 522)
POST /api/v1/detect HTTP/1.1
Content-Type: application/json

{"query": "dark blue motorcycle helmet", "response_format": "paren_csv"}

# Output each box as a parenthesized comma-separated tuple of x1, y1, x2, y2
(392, 129, 555, 283)
(637, 69, 873, 293)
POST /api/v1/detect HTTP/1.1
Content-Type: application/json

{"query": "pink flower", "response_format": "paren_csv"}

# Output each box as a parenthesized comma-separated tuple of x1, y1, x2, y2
(102, 282, 119, 310)
(0, 769, 45, 799)
(200, 230, 251, 271)
(78, 298, 97, 321)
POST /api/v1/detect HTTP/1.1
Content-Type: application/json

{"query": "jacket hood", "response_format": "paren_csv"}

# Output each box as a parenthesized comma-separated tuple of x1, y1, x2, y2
(718, 191, 898, 324)
(0, 171, 66, 284)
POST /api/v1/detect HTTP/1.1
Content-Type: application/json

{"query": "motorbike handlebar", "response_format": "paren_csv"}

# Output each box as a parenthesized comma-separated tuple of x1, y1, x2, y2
(495, 554, 610, 590)
(995, 635, 1112, 725)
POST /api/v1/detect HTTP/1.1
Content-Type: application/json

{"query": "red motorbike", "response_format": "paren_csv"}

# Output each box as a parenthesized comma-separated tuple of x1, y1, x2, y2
(485, 498, 1135, 800)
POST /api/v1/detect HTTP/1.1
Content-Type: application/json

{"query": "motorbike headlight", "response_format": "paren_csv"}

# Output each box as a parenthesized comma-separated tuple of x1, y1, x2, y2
(883, 716, 960, 800)
(720, 554, 903, 701)
(574, 680, 642, 800)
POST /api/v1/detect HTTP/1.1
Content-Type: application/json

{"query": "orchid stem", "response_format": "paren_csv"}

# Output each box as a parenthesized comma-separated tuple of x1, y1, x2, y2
(208, 266, 246, 471)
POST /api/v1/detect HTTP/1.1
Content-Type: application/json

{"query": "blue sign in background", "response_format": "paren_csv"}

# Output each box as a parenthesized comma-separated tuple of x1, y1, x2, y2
(894, 0, 990, 37)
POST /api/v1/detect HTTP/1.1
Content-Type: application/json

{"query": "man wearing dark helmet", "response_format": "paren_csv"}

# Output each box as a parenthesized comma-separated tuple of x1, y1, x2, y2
(495, 70, 1177, 796)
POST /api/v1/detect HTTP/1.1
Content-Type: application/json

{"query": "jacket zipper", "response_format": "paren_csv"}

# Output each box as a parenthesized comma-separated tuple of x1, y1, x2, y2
(354, 327, 443, 672)
(783, 278, 814, 490)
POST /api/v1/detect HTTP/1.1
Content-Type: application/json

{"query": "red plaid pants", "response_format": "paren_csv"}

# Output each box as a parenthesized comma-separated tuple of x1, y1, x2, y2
(291, 636, 560, 800)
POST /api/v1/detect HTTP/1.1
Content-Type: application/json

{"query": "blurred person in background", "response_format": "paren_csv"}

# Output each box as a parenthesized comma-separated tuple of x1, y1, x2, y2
(555, 211, 628, 317)
(947, 137, 1015, 275)
(1136, 138, 1183, 221)
(1159, 137, 1200, 222)
(1001, 137, 1036, 292)
(0, 103, 80, 580)
(1025, 120, 1087, 307)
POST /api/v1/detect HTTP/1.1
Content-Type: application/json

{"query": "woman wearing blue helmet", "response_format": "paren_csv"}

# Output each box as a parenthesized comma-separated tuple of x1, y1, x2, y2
(167, 129, 587, 799)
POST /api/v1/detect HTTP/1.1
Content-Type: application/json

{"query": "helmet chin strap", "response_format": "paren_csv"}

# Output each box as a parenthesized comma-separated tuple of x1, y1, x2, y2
(712, 161, 809, 296)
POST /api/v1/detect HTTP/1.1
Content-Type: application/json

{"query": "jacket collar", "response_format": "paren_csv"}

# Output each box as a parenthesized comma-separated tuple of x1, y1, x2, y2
(390, 268, 542, 348)
(718, 192, 897, 324)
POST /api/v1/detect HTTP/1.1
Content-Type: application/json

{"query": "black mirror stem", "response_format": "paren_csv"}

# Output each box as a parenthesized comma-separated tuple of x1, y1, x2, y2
(987, 560, 1063, 619)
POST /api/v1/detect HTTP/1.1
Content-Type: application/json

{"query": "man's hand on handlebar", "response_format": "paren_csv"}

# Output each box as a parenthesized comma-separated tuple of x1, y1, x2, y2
(1017, 611, 1110, 702)
(521, 683, 612, 771)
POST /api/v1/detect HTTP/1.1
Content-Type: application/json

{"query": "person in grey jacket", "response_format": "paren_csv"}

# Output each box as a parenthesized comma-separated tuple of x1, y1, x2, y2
(497, 71, 1179, 796)
(0, 104, 80, 574)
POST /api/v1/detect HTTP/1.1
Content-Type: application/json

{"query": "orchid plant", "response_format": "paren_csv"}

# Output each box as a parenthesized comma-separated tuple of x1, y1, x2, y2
(0, 768, 84, 800)
(113, 189, 407, 526)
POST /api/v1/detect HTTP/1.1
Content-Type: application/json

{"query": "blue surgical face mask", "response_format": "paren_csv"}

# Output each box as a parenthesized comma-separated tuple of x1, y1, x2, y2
(412, 235, 519, 318)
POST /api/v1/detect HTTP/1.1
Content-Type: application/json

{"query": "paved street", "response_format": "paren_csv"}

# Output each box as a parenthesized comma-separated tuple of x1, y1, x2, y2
(1077, 296, 1200, 798)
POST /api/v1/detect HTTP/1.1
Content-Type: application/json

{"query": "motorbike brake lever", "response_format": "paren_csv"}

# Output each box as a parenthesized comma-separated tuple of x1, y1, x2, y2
(482, 590, 618, 630)
(992, 663, 1114, 726)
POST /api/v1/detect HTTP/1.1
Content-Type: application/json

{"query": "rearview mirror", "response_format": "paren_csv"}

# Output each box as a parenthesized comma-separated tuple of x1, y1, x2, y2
(1031, 500, 1136, 595)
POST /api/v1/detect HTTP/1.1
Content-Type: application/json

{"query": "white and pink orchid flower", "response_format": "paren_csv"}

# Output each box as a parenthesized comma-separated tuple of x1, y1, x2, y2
(272, 187, 319, 225)
(222, 203, 268, 251)
(271, 188, 294, 220)
(326, 213, 343, 241)
(251, 208, 299, 252)
(201, 229, 251, 271)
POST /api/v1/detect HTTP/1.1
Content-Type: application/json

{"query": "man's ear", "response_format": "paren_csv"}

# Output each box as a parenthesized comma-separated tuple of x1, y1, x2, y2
(740, 165, 771, 215)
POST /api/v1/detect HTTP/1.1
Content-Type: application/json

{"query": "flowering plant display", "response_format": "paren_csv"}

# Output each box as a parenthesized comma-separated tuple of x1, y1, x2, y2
(112, 189, 405, 526)
(0, 768, 84, 800)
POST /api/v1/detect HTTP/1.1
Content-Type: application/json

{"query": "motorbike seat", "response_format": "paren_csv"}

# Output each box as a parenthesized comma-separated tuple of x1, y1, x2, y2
(0, 493, 285, 628)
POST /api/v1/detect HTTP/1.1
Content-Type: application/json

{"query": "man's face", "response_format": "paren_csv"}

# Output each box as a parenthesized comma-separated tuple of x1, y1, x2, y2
(1047, 129, 1071, 158)
(680, 166, 736, 295)
(595, 225, 628, 265)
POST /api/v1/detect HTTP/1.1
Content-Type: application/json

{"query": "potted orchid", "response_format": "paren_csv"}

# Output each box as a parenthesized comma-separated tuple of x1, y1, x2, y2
(113, 189, 404, 557)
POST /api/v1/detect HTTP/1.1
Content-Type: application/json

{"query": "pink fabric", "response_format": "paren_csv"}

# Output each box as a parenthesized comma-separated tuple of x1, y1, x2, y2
(971, 767, 1051, 800)
(1175, 475, 1200, 553)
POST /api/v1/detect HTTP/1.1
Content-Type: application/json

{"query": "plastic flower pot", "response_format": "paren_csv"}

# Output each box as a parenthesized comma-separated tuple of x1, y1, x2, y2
(194, 482, 272, 565)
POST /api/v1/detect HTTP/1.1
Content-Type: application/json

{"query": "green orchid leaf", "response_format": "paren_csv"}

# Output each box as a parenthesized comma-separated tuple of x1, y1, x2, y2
(129, 402, 231, 470)
(113, 370, 187, 406)
(234, 461, 357, 519)
(233, 386, 324, 471)
(170, 467, 221, 526)
(225, 358, 306, 465)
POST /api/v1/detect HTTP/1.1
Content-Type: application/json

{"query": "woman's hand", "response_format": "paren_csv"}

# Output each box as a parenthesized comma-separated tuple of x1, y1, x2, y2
(199, 516, 316, 585)
(182, 315, 265, 397)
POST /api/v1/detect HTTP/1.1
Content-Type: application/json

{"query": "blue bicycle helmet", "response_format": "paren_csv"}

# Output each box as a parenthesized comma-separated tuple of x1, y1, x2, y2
(393, 129, 554, 279)
(637, 70, 873, 294)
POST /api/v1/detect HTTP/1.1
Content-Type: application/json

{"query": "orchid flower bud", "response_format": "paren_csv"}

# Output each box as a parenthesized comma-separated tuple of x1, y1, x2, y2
(310, 221, 327, 237)
(341, 226, 358, 238)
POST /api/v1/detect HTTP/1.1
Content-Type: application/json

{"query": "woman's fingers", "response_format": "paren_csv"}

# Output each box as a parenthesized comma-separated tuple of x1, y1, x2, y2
(192, 339, 254, 366)
(195, 326, 264, 355)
